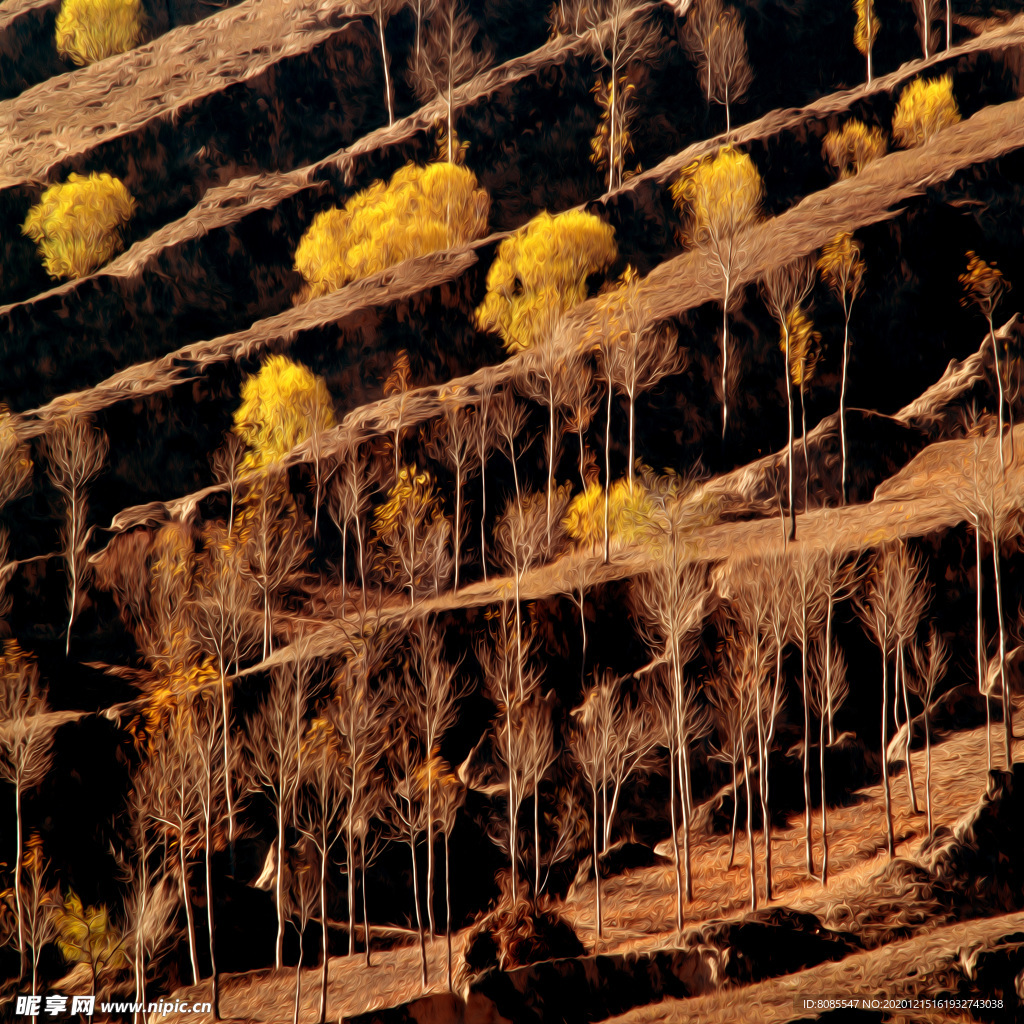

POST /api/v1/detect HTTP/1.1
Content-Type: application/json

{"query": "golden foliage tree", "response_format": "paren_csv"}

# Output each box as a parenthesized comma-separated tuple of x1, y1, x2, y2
(474, 209, 617, 354)
(232, 355, 335, 473)
(960, 252, 1011, 472)
(22, 173, 135, 280)
(822, 120, 887, 179)
(761, 256, 815, 540)
(670, 145, 763, 441)
(818, 232, 866, 502)
(563, 478, 658, 550)
(854, 0, 879, 83)
(891, 75, 960, 149)
(293, 162, 490, 300)
(55, 0, 144, 66)
(784, 304, 822, 515)
(56, 890, 129, 1002)
(590, 74, 638, 193)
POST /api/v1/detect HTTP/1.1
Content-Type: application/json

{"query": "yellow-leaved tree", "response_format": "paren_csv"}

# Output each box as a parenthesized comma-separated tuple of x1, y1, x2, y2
(293, 162, 490, 300)
(55, 0, 145, 66)
(822, 120, 887, 179)
(56, 890, 128, 1002)
(563, 478, 659, 550)
(670, 145, 763, 442)
(232, 355, 335, 472)
(22, 173, 135, 280)
(782, 304, 821, 513)
(892, 75, 960, 149)
(474, 209, 617, 353)
(853, 0, 879, 83)
(818, 232, 866, 503)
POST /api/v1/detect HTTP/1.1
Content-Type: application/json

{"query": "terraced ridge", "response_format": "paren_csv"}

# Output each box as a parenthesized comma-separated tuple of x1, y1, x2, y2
(4, 13, 1023, 417)
(84, 90, 1024, 545)
(0, 0, 390, 308)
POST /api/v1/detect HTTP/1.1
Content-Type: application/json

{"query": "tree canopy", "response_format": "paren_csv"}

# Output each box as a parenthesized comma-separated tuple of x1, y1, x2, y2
(474, 209, 618, 354)
(293, 162, 491, 299)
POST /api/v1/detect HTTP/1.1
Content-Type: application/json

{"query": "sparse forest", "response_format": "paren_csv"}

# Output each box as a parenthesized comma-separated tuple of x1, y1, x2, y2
(4, 1, 1024, 1022)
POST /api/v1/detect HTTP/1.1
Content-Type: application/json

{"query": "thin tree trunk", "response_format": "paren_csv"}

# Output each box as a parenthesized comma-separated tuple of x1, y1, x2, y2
(603, 376, 613, 563)
(409, 831, 427, 987)
(445, 830, 453, 992)
(204, 811, 219, 1019)
(275, 808, 285, 969)
(592, 782, 603, 940)
(318, 847, 328, 1024)
(727, 753, 739, 869)
(347, 810, 356, 956)
(668, 741, 683, 931)
(801, 600, 814, 877)
(881, 650, 895, 858)
(292, 947, 302, 1024)
(628, 393, 635, 490)
(990, 314, 1006, 474)
(825, 596, 835, 744)
(977, 520, 991, 772)
(533, 782, 541, 904)
(14, 787, 23, 976)
(740, 735, 756, 912)
(480, 439, 488, 582)
(362, 835, 372, 967)
(219, 663, 235, 875)
(756, 698, 773, 901)
(721, 286, 730, 442)
(819, 705, 829, 886)
(180, 839, 199, 985)
(992, 530, 1011, 766)
(784, 327, 796, 540)
(840, 304, 850, 505)
(507, 698, 517, 906)
(678, 733, 693, 902)
(800, 381, 809, 511)
(899, 644, 920, 813)
(546, 385, 555, 547)
(925, 703, 933, 835)
(426, 775, 435, 937)
(946, 0, 951, 50)
(377, 7, 393, 126)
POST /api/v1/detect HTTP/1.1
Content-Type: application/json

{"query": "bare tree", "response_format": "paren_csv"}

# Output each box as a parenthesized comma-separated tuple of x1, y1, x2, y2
(0, 413, 32, 626)
(406, 621, 462, 942)
(246, 658, 308, 969)
(793, 548, 827, 877)
(298, 714, 345, 1024)
(426, 390, 480, 590)
(761, 257, 816, 540)
(561, 353, 601, 495)
(0, 647, 54, 977)
(475, 378, 498, 582)
(286, 848, 320, 1024)
(910, 627, 949, 835)
(327, 440, 380, 620)
(435, 766, 465, 991)
(44, 413, 108, 654)
(560, 555, 599, 686)
(892, 546, 929, 816)
(190, 525, 261, 870)
(633, 557, 708, 917)
(149, 708, 203, 986)
(855, 546, 905, 859)
(242, 474, 311, 662)
(569, 671, 657, 940)
(210, 432, 246, 540)
(683, 0, 754, 132)
(21, 835, 56, 999)
(478, 602, 542, 907)
(329, 640, 390, 968)
(408, 0, 491, 163)
(387, 721, 430, 987)
(809, 636, 849, 885)
(517, 695, 558, 904)
(602, 271, 685, 490)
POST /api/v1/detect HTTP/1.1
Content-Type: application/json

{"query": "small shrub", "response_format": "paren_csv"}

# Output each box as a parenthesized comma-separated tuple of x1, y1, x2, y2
(563, 479, 659, 548)
(22, 172, 136, 280)
(822, 120, 887, 178)
(293, 161, 490, 300)
(474, 208, 617, 353)
(55, 0, 145, 67)
(892, 75, 960, 149)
